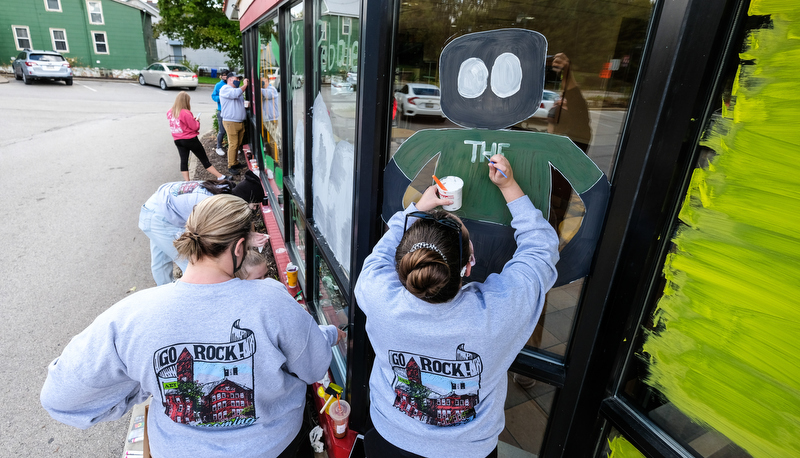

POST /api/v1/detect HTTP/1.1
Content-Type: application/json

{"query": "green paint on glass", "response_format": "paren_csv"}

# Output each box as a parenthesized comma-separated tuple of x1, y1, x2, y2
(275, 166, 283, 190)
(393, 129, 602, 224)
(607, 435, 645, 458)
(642, 5, 800, 458)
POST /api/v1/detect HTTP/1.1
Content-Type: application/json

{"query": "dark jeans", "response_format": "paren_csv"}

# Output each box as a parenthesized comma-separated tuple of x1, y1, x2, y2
(216, 110, 227, 148)
(364, 427, 498, 458)
(174, 136, 211, 172)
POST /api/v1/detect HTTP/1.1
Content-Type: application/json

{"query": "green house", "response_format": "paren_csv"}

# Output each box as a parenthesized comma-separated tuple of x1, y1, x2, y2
(2, 0, 156, 72)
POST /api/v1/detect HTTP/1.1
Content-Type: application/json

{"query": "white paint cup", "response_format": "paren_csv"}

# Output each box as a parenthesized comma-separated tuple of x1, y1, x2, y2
(436, 176, 464, 211)
(244, 100, 250, 108)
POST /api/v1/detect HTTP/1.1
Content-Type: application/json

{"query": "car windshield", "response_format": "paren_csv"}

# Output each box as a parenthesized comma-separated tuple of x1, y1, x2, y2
(31, 54, 65, 62)
(412, 87, 440, 96)
(542, 92, 559, 101)
(166, 65, 191, 72)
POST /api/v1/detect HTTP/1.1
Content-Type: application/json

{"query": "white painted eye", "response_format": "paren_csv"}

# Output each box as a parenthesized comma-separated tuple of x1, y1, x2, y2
(457, 57, 489, 99)
(490, 52, 522, 98)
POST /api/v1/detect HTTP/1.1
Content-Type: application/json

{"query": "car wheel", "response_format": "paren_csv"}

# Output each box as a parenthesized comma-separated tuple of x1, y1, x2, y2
(14, 68, 21, 81)
(22, 72, 31, 85)
(65, 78, 73, 86)
(138, 75, 146, 86)
(159, 79, 168, 90)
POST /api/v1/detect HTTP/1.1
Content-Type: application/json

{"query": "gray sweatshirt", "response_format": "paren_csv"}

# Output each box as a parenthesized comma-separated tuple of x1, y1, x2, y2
(354, 196, 559, 458)
(220, 84, 246, 123)
(41, 278, 338, 458)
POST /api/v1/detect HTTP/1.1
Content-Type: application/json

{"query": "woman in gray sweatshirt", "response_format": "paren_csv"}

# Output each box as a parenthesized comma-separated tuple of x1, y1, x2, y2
(354, 155, 559, 458)
(42, 194, 344, 458)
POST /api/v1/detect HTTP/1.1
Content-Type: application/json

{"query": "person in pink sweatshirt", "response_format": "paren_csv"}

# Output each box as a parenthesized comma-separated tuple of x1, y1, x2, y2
(167, 91, 229, 181)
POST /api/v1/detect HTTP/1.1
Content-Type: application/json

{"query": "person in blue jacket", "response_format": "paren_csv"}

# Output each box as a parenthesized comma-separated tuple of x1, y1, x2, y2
(211, 70, 229, 157)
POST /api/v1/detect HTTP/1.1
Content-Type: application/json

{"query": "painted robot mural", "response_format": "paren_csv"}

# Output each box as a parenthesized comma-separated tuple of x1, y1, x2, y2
(383, 29, 610, 286)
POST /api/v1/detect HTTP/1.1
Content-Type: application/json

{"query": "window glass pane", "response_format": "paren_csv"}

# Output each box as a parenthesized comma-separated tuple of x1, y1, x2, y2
(391, 0, 655, 361)
(47, 0, 60, 10)
(88, 1, 103, 23)
(258, 18, 284, 220)
(290, 199, 306, 275)
(312, 0, 359, 277)
(315, 249, 348, 373)
(621, 12, 794, 458)
(597, 427, 645, 458)
(502, 372, 557, 456)
(287, 2, 306, 202)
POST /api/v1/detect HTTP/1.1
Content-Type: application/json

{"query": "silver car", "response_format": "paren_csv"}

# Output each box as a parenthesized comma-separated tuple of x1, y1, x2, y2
(138, 63, 198, 90)
(12, 49, 73, 86)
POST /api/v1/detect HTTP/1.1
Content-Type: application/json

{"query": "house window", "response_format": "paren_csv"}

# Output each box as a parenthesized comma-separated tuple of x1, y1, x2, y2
(342, 17, 351, 35)
(319, 21, 327, 41)
(87, 1, 104, 24)
(45, 0, 62, 12)
(50, 29, 69, 52)
(92, 31, 109, 54)
(13, 26, 32, 50)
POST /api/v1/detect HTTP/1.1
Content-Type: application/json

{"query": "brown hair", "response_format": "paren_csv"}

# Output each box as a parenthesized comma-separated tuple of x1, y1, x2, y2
(174, 194, 252, 264)
(395, 210, 472, 303)
(235, 247, 270, 280)
(171, 91, 191, 119)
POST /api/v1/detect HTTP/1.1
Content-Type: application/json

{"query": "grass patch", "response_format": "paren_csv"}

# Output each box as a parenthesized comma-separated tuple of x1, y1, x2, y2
(198, 76, 221, 85)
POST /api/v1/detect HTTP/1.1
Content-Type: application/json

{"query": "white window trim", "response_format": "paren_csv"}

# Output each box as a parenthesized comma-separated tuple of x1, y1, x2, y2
(91, 31, 109, 54)
(319, 21, 327, 41)
(12, 25, 32, 51)
(50, 28, 69, 53)
(342, 17, 351, 36)
(87, 0, 104, 25)
(44, 0, 62, 12)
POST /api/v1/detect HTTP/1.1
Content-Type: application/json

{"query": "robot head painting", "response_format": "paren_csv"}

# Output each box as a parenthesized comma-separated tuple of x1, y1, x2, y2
(384, 29, 610, 287)
(440, 29, 548, 130)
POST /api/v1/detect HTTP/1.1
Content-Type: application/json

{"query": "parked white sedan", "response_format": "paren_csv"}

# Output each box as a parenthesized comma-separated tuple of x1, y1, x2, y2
(138, 63, 198, 91)
(394, 83, 446, 120)
(532, 90, 561, 118)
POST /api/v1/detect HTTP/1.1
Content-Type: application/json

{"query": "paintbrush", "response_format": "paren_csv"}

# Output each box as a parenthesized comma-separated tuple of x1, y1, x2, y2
(432, 175, 447, 191)
(483, 152, 508, 178)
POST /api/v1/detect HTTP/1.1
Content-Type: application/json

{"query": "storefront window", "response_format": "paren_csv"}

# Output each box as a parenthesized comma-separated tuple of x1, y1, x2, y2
(290, 199, 307, 277)
(502, 372, 557, 456)
(391, 0, 655, 361)
(620, 10, 795, 458)
(599, 427, 645, 458)
(316, 249, 348, 382)
(287, 1, 306, 202)
(258, 18, 283, 222)
(311, 0, 360, 278)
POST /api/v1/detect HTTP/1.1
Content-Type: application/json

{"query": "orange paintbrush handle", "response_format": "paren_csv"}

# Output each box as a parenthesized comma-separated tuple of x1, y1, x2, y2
(432, 175, 447, 191)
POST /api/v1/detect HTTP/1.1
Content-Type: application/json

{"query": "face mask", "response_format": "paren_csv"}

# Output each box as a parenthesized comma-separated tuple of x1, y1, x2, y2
(233, 80, 240, 88)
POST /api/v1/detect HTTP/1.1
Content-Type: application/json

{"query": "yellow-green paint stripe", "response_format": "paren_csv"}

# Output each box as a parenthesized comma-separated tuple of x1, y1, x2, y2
(642, 4, 800, 458)
(607, 435, 646, 458)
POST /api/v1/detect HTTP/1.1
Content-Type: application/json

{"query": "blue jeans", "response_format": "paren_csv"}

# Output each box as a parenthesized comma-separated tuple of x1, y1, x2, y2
(216, 110, 227, 148)
(138, 205, 189, 286)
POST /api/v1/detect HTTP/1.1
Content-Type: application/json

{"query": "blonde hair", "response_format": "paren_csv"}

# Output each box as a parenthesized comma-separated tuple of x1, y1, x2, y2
(235, 248, 270, 280)
(174, 194, 252, 263)
(171, 91, 191, 119)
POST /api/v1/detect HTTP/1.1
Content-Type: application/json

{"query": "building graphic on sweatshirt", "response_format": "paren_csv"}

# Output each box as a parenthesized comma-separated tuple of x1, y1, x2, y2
(153, 320, 258, 427)
(389, 344, 482, 426)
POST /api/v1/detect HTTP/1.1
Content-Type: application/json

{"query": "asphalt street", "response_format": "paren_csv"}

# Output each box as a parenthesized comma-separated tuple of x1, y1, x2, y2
(0, 76, 218, 457)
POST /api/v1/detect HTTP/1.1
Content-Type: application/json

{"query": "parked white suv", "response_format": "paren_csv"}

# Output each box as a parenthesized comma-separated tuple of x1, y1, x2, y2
(12, 49, 73, 86)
